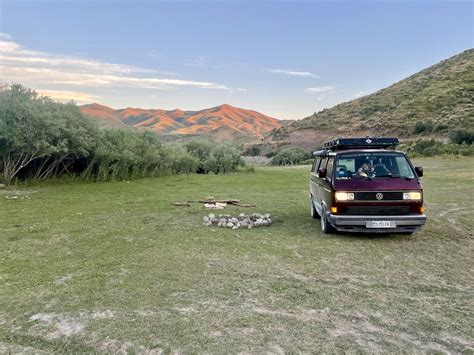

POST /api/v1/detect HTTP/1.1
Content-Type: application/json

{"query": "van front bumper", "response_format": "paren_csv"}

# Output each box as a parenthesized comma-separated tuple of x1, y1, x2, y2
(327, 214, 427, 233)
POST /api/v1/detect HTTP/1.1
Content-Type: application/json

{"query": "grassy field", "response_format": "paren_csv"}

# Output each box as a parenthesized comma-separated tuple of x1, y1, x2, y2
(1, 158, 473, 353)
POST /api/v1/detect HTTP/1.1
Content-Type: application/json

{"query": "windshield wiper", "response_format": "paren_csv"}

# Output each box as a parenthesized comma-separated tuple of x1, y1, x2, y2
(374, 174, 395, 178)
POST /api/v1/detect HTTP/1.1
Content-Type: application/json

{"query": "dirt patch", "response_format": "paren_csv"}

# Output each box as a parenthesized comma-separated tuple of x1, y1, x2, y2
(53, 273, 76, 285)
(29, 313, 84, 340)
(0, 341, 47, 354)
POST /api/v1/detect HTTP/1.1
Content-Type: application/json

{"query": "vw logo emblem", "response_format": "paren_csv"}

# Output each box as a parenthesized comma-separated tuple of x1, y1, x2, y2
(376, 193, 384, 200)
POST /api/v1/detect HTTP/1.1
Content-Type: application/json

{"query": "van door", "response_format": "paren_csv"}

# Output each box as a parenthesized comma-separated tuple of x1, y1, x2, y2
(310, 157, 321, 212)
(314, 156, 327, 212)
(320, 156, 334, 210)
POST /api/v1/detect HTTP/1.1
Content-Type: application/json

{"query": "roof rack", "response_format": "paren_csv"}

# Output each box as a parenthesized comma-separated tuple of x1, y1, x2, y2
(322, 137, 399, 151)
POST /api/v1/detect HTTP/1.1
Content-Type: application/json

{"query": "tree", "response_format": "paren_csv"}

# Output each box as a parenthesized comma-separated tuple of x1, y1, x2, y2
(0, 84, 57, 183)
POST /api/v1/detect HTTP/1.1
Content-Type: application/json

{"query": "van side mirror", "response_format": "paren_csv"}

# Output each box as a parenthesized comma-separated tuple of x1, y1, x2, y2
(318, 168, 327, 179)
(415, 166, 423, 177)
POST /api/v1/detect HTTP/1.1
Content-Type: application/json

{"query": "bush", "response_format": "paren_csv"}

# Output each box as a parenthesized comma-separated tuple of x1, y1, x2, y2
(203, 143, 243, 174)
(184, 140, 243, 174)
(271, 148, 312, 165)
(243, 145, 260, 156)
(413, 121, 434, 134)
(409, 139, 474, 157)
(449, 129, 474, 145)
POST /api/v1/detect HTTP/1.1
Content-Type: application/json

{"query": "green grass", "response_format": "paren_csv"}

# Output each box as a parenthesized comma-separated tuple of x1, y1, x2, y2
(1, 158, 473, 353)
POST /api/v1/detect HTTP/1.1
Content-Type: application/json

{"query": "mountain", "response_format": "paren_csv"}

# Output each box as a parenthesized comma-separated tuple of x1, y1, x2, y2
(80, 103, 283, 140)
(265, 49, 474, 150)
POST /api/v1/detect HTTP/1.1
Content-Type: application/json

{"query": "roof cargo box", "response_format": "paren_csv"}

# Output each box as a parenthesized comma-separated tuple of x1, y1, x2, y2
(323, 137, 399, 151)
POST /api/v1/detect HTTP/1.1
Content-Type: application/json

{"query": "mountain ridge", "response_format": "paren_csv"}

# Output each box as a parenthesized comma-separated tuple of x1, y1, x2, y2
(80, 103, 284, 139)
(264, 48, 474, 150)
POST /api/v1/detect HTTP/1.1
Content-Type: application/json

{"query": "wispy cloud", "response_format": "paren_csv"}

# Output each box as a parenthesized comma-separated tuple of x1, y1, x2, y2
(0, 32, 12, 41)
(355, 90, 365, 98)
(304, 86, 335, 93)
(0, 35, 245, 92)
(146, 50, 162, 60)
(266, 68, 319, 78)
(37, 89, 100, 103)
(185, 55, 211, 67)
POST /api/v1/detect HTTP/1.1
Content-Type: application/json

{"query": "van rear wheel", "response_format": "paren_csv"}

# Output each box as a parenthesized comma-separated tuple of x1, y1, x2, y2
(310, 196, 320, 219)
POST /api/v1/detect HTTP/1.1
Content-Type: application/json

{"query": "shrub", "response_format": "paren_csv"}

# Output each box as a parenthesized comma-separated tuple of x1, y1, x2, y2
(413, 121, 434, 134)
(203, 143, 243, 174)
(271, 148, 312, 165)
(243, 145, 260, 156)
(409, 139, 474, 157)
(449, 129, 474, 145)
(184, 140, 244, 174)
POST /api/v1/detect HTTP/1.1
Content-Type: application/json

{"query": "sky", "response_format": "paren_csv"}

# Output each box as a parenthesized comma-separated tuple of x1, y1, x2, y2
(0, 0, 472, 120)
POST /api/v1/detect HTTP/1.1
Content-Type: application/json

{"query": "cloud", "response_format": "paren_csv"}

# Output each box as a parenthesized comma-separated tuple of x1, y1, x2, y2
(185, 55, 211, 67)
(146, 50, 162, 60)
(36, 89, 100, 103)
(0, 38, 245, 92)
(355, 90, 365, 98)
(304, 86, 336, 93)
(0, 32, 13, 41)
(266, 68, 319, 78)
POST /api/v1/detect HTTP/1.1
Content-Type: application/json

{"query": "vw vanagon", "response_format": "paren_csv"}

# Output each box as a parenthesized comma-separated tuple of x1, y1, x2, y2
(310, 138, 426, 234)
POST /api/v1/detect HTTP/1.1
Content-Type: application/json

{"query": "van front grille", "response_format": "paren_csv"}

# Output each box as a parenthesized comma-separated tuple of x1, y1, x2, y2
(346, 206, 411, 215)
(354, 191, 403, 201)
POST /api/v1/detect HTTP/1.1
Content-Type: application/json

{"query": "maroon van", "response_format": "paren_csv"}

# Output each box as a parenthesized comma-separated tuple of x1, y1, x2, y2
(310, 138, 427, 234)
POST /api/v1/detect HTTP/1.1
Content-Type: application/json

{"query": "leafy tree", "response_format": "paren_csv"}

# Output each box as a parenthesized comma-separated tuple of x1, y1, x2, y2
(204, 143, 243, 174)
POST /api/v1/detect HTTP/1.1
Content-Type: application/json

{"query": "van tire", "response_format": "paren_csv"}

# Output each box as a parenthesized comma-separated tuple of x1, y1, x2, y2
(310, 196, 320, 219)
(321, 205, 335, 234)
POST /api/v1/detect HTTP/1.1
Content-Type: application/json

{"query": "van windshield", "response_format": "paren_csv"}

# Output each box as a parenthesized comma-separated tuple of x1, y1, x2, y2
(335, 152, 415, 180)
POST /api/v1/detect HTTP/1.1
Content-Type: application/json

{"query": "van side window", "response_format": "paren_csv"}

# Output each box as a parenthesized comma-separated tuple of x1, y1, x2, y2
(318, 157, 327, 176)
(326, 157, 334, 180)
(312, 158, 320, 172)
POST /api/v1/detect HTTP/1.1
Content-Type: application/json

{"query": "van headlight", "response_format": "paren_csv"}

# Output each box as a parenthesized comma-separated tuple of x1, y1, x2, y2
(403, 191, 422, 200)
(335, 192, 354, 201)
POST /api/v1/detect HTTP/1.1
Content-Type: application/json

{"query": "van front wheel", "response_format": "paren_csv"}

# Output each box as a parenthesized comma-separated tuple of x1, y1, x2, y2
(321, 206, 335, 234)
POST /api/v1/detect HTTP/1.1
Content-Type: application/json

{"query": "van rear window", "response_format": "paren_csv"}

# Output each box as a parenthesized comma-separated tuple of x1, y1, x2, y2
(335, 152, 415, 180)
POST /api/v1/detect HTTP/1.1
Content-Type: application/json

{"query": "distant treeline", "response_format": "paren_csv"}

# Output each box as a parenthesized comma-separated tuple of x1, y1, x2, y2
(268, 138, 473, 166)
(0, 84, 243, 184)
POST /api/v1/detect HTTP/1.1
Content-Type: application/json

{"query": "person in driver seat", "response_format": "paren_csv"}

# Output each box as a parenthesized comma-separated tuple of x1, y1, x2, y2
(355, 162, 374, 178)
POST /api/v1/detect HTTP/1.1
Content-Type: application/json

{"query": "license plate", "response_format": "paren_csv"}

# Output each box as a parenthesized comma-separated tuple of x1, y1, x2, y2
(366, 221, 396, 228)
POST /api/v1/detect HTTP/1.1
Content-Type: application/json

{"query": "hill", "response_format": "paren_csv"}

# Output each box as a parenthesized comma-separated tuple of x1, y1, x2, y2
(265, 49, 474, 150)
(80, 103, 283, 141)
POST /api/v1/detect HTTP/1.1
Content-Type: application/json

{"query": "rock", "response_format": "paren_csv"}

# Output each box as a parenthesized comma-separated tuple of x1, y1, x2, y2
(0, 184, 5, 189)
(203, 213, 273, 229)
